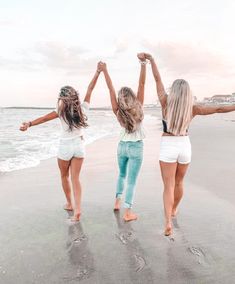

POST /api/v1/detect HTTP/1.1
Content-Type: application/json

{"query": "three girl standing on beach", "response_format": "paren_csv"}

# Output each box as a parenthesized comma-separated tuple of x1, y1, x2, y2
(20, 52, 235, 236)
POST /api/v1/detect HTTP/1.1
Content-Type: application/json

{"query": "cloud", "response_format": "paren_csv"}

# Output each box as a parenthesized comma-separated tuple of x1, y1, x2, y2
(34, 41, 98, 73)
(0, 19, 15, 27)
(0, 41, 100, 74)
(0, 39, 131, 74)
(113, 38, 129, 55)
(0, 18, 26, 28)
(142, 40, 235, 78)
(0, 56, 39, 71)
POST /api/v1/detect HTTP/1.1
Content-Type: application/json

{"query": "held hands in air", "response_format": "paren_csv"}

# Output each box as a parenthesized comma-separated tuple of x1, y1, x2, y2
(20, 122, 30, 131)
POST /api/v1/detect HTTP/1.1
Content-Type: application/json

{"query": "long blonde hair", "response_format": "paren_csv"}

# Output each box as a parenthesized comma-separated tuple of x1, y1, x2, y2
(58, 86, 88, 131)
(117, 87, 144, 133)
(166, 79, 193, 136)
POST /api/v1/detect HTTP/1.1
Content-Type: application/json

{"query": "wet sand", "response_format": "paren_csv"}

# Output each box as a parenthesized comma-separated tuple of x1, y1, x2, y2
(1, 111, 235, 283)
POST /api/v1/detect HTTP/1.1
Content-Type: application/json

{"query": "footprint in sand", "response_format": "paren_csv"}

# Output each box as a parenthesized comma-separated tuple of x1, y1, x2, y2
(116, 231, 135, 245)
(188, 246, 207, 265)
(171, 218, 211, 266)
(134, 254, 147, 272)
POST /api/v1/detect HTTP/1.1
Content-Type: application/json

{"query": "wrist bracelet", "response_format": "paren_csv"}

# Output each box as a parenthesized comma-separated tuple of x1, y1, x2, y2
(139, 60, 147, 65)
(29, 121, 32, 127)
(96, 70, 101, 74)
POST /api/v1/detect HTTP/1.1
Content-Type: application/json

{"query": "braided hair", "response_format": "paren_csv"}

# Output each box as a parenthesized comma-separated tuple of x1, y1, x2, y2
(57, 86, 88, 131)
(117, 87, 144, 133)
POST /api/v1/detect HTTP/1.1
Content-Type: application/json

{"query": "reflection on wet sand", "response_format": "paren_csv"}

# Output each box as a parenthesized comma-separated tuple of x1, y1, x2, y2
(113, 211, 154, 283)
(63, 221, 95, 282)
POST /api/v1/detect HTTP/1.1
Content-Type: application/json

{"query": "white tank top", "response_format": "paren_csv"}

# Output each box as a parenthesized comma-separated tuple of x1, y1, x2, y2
(120, 122, 145, 142)
(55, 101, 89, 139)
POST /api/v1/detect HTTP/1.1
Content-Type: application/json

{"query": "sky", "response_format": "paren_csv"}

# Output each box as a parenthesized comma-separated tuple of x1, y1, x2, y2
(0, 0, 235, 107)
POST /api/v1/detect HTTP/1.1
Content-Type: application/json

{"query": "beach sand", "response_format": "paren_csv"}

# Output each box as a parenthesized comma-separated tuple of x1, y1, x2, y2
(1, 111, 235, 283)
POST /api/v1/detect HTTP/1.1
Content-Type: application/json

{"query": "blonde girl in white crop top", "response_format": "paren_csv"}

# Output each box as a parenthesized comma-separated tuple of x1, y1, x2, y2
(119, 122, 145, 142)
(98, 53, 147, 222)
(20, 63, 102, 222)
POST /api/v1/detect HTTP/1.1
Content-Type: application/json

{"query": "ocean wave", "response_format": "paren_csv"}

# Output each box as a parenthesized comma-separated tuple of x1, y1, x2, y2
(0, 130, 116, 173)
(0, 155, 41, 172)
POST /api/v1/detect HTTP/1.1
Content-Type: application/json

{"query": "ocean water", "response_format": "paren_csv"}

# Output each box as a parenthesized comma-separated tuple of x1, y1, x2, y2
(0, 108, 158, 173)
(0, 108, 120, 173)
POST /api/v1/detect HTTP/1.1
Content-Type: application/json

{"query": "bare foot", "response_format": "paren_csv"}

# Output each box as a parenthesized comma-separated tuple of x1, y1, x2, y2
(71, 212, 81, 222)
(63, 203, 73, 211)
(114, 198, 121, 211)
(123, 212, 138, 222)
(164, 224, 173, 236)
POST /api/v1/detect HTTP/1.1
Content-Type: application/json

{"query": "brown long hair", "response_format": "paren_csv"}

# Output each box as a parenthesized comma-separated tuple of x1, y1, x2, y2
(57, 86, 88, 131)
(117, 87, 144, 133)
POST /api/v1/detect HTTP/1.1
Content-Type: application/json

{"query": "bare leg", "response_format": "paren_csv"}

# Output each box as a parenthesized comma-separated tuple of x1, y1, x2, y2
(70, 157, 84, 221)
(57, 158, 73, 210)
(159, 161, 177, 236)
(172, 163, 189, 217)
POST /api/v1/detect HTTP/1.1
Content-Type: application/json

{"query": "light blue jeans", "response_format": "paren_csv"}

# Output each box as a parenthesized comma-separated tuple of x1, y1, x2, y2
(116, 140, 143, 209)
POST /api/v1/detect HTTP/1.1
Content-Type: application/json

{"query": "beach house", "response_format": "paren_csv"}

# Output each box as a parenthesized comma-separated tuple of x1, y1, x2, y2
(211, 94, 232, 104)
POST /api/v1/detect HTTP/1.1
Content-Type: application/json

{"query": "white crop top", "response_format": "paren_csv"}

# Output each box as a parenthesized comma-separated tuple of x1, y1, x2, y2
(55, 101, 89, 139)
(120, 122, 145, 142)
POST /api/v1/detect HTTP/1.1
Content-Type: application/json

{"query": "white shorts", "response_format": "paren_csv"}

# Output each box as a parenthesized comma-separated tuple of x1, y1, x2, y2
(159, 136, 191, 164)
(57, 136, 85, 161)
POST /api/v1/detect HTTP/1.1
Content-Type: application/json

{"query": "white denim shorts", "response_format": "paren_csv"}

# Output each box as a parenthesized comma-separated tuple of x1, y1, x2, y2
(57, 136, 85, 161)
(159, 136, 191, 164)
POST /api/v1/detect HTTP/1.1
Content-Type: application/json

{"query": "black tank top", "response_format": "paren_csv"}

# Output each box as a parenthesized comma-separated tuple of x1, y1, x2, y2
(162, 119, 170, 134)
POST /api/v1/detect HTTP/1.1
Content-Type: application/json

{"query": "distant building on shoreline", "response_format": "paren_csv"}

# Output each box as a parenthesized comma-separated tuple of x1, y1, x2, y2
(202, 93, 235, 104)
(156, 96, 198, 105)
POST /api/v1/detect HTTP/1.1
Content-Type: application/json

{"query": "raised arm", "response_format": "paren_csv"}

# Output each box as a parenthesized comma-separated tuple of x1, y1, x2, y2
(83, 63, 101, 103)
(98, 62, 118, 114)
(20, 111, 58, 131)
(144, 53, 167, 109)
(136, 53, 147, 105)
(193, 104, 235, 116)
